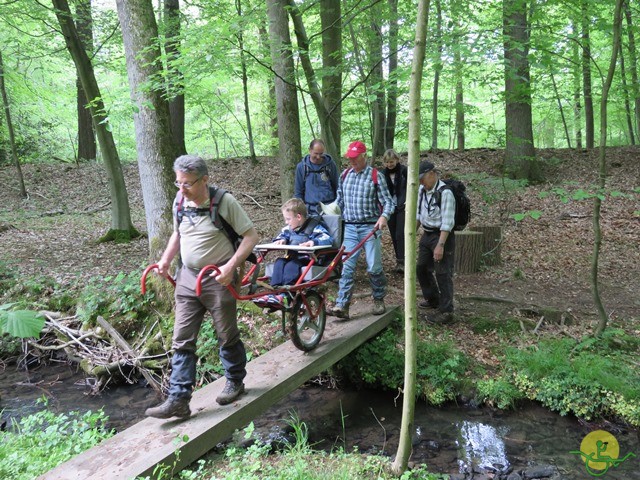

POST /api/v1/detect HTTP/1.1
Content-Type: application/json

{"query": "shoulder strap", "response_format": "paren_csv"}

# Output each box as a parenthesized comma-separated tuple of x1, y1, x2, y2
(208, 186, 227, 230)
(372, 167, 378, 185)
(175, 191, 185, 224)
(301, 216, 321, 236)
(341, 167, 353, 182)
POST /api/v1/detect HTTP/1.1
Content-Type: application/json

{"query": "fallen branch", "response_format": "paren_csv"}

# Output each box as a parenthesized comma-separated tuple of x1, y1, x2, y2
(97, 316, 162, 395)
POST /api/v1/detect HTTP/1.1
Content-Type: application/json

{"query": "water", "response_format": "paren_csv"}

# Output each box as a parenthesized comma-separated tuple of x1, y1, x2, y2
(2, 365, 639, 478)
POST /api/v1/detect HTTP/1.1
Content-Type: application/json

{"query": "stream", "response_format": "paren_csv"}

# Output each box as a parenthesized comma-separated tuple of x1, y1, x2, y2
(1, 363, 638, 479)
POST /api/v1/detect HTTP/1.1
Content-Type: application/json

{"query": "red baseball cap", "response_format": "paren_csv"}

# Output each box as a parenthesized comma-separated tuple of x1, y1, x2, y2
(345, 141, 367, 158)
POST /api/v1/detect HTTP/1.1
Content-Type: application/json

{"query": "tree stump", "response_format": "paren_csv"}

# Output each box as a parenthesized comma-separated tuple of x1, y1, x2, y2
(473, 224, 503, 266)
(454, 230, 483, 273)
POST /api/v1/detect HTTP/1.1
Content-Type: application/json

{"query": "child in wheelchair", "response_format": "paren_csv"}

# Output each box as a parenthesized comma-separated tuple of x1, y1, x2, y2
(256, 198, 333, 307)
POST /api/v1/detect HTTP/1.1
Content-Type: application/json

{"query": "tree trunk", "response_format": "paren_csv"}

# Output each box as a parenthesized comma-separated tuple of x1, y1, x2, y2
(75, 0, 96, 162)
(550, 71, 572, 148)
(164, 0, 187, 156)
(473, 225, 503, 267)
(321, 0, 342, 161)
(503, 0, 540, 181)
(391, 0, 430, 475)
(624, 4, 640, 140)
(287, 0, 340, 162)
(581, 0, 595, 149)
(572, 22, 582, 150)
(618, 42, 635, 144)
(385, 0, 398, 151)
(454, 231, 483, 273)
(452, 6, 465, 151)
(236, 0, 257, 164)
(431, 0, 443, 150)
(116, 0, 178, 257)
(53, 0, 136, 237)
(593, 0, 624, 336)
(267, 0, 300, 201)
(0, 51, 27, 198)
(258, 21, 278, 156)
(368, 9, 386, 159)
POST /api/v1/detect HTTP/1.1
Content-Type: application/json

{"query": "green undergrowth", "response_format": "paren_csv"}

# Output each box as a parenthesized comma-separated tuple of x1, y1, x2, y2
(477, 330, 640, 426)
(0, 400, 114, 480)
(337, 317, 472, 405)
(139, 419, 444, 480)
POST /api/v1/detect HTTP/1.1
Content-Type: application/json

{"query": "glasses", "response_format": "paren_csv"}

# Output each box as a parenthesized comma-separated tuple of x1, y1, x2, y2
(174, 177, 202, 189)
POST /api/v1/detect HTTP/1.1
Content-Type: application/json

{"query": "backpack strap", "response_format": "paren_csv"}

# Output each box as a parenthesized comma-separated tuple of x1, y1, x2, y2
(208, 186, 227, 230)
(301, 216, 321, 236)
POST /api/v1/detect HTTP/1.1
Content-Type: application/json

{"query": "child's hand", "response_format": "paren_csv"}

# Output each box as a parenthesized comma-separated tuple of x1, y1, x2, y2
(298, 241, 314, 247)
(274, 239, 286, 245)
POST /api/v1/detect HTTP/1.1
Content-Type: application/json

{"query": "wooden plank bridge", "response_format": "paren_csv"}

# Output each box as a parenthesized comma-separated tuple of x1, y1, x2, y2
(39, 307, 397, 480)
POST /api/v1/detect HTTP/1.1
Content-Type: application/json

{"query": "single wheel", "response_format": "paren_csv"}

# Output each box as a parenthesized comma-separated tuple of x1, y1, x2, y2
(286, 290, 326, 351)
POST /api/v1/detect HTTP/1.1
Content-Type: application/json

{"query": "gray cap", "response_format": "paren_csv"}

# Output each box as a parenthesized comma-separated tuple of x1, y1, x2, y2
(419, 161, 435, 179)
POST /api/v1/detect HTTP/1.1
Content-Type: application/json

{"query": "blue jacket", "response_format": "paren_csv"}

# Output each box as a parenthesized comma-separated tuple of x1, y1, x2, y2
(273, 218, 333, 246)
(294, 154, 339, 215)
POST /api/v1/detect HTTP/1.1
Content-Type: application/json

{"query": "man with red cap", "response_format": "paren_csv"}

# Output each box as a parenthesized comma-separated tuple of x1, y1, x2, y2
(327, 141, 395, 319)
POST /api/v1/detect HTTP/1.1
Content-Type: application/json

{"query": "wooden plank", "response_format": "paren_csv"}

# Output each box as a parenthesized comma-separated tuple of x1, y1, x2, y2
(39, 308, 397, 480)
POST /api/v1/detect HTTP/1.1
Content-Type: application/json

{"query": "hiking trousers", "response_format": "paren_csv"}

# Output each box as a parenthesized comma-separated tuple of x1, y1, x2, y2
(417, 231, 455, 313)
(169, 266, 247, 399)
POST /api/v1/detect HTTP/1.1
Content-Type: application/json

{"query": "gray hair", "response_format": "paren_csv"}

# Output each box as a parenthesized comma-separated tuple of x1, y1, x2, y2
(173, 155, 208, 177)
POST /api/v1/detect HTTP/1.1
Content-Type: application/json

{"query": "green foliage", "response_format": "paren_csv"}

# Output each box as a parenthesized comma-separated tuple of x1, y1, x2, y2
(468, 315, 522, 336)
(0, 305, 45, 338)
(76, 271, 157, 337)
(188, 422, 444, 480)
(476, 377, 524, 409)
(0, 402, 114, 480)
(503, 336, 640, 425)
(338, 327, 469, 405)
(510, 210, 542, 221)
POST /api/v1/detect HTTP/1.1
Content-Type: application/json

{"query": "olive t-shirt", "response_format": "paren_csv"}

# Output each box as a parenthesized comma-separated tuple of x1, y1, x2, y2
(174, 191, 253, 269)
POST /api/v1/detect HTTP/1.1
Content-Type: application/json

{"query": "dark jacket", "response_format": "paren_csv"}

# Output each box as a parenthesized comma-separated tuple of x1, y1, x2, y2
(383, 163, 408, 212)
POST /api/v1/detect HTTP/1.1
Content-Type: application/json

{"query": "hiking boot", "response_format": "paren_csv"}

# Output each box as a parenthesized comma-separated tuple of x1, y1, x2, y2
(216, 379, 245, 405)
(419, 299, 439, 309)
(145, 396, 191, 419)
(426, 311, 455, 325)
(328, 304, 350, 320)
(372, 299, 386, 315)
(394, 262, 404, 273)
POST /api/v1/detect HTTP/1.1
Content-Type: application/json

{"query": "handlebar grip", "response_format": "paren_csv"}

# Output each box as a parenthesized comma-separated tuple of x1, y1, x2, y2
(141, 264, 176, 295)
(195, 265, 221, 296)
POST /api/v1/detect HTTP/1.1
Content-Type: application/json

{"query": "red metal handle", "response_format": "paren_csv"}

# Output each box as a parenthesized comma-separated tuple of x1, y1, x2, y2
(195, 264, 221, 296)
(141, 264, 176, 295)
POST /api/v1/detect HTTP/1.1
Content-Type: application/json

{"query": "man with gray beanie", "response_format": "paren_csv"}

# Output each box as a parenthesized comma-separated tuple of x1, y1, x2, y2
(145, 155, 259, 419)
(416, 160, 456, 324)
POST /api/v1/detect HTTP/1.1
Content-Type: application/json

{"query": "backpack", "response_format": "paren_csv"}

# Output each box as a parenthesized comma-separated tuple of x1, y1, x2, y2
(176, 186, 257, 263)
(419, 179, 470, 231)
(340, 167, 382, 213)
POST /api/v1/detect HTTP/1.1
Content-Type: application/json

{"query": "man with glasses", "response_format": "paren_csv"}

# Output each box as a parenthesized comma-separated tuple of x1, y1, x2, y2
(145, 155, 259, 419)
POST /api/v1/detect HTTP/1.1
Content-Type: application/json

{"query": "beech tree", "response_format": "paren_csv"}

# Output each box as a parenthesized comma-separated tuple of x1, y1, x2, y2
(267, 0, 300, 201)
(503, 0, 540, 181)
(116, 0, 178, 257)
(163, 0, 187, 156)
(392, 0, 430, 474)
(53, 0, 137, 240)
(0, 51, 27, 198)
(75, 0, 96, 162)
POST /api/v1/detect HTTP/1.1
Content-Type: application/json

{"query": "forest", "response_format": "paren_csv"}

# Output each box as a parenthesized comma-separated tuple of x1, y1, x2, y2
(0, 0, 639, 479)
